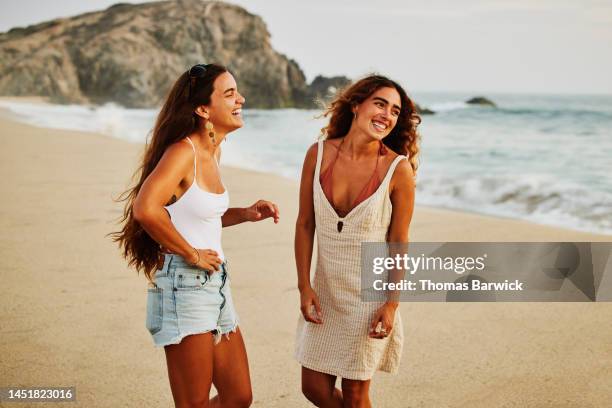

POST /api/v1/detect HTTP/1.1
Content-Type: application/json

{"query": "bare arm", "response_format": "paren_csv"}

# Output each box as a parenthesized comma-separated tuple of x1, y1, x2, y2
(388, 160, 416, 240)
(295, 143, 317, 290)
(386, 159, 416, 306)
(370, 159, 415, 337)
(132, 142, 222, 269)
(222, 208, 248, 227)
(295, 143, 322, 323)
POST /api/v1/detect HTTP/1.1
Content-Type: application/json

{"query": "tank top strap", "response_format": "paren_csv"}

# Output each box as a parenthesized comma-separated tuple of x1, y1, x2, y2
(184, 137, 197, 185)
(315, 139, 324, 180)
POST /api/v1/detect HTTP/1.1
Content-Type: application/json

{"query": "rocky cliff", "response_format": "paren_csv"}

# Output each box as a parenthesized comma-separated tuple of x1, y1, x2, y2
(0, 1, 325, 108)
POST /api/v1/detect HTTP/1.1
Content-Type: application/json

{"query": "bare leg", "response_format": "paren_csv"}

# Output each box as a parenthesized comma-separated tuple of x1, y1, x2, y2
(301, 366, 343, 407)
(209, 327, 252, 408)
(341, 378, 371, 408)
(164, 332, 214, 408)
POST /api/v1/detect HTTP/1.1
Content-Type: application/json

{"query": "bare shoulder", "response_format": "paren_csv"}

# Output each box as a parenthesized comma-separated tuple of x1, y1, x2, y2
(157, 139, 194, 173)
(390, 156, 415, 187)
(163, 138, 193, 157)
(304, 141, 319, 166)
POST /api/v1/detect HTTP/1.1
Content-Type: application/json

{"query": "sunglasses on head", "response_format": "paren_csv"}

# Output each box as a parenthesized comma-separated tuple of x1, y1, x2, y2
(188, 63, 211, 100)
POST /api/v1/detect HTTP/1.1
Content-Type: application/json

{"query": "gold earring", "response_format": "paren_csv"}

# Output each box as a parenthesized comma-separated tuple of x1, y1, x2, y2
(205, 120, 216, 146)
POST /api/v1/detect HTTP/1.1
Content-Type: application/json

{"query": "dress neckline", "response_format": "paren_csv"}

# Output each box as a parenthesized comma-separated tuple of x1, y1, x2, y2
(319, 138, 388, 218)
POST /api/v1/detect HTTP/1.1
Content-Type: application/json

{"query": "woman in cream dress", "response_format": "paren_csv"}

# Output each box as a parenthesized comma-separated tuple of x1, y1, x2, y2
(295, 75, 420, 407)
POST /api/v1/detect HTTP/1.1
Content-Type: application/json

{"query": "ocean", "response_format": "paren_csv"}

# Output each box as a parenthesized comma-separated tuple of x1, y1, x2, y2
(1, 92, 611, 235)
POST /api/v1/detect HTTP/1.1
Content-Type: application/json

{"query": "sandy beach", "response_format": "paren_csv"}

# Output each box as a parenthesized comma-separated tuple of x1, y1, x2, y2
(1, 107, 611, 407)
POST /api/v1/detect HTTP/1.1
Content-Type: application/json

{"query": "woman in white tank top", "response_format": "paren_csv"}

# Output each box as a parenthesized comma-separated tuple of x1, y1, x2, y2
(112, 64, 279, 407)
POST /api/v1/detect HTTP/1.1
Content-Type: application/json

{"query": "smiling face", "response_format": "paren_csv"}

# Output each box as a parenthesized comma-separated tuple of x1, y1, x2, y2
(202, 72, 245, 134)
(353, 86, 401, 141)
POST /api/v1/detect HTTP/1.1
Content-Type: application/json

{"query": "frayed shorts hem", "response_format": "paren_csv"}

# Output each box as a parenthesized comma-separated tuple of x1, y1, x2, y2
(154, 323, 240, 347)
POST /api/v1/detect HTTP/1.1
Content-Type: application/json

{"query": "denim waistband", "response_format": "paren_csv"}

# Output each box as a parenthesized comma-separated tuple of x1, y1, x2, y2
(162, 253, 228, 274)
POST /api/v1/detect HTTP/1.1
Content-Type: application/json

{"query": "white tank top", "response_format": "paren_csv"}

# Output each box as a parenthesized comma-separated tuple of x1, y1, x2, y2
(164, 137, 229, 261)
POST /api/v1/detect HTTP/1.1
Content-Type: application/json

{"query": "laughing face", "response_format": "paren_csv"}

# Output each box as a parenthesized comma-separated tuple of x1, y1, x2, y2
(205, 72, 245, 134)
(353, 86, 401, 141)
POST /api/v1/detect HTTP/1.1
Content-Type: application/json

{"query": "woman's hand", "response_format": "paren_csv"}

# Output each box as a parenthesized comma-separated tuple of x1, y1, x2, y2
(244, 200, 280, 223)
(369, 302, 398, 339)
(300, 286, 323, 324)
(186, 248, 223, 273)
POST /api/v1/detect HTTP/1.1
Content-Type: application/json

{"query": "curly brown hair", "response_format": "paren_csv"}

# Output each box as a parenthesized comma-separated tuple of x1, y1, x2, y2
(109, 64, 228, 282)
(321, 74, 421, 174)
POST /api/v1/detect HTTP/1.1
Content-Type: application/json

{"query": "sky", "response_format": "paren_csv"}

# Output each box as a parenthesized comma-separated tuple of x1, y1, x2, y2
(1, 0, 611, 94)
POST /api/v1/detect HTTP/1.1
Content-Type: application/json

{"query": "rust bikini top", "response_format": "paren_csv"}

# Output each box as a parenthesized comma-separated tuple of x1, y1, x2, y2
(319, 139, 388, 218)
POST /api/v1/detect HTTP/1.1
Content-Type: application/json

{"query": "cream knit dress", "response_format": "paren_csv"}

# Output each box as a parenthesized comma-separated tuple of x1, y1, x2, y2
(295, 139, 405, 381)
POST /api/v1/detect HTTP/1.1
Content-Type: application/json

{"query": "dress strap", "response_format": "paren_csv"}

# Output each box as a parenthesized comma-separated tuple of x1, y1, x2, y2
(314, 139, 324, 180)
(380, 155, 407, 190)
(184, 137, 197, 185)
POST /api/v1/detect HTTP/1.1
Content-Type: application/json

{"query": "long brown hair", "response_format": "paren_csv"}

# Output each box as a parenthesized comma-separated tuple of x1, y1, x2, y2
(321, 74, 421, 174)
(110, 64, 228, 281)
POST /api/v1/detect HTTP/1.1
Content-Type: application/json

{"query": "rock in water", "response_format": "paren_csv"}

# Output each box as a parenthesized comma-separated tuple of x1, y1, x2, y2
(307, 75, 351, 105)
(0, 1, 314, 108)
(465, 96, 496, 107)
(415, 104, 435, 115)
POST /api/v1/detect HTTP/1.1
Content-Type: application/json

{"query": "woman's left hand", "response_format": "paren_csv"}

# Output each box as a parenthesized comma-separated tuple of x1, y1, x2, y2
(245, 200, 280, 223)
(369, 303, 397, 339)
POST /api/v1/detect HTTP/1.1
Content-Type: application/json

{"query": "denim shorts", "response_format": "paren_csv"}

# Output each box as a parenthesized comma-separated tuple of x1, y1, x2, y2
(145, 254, 239, 347)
